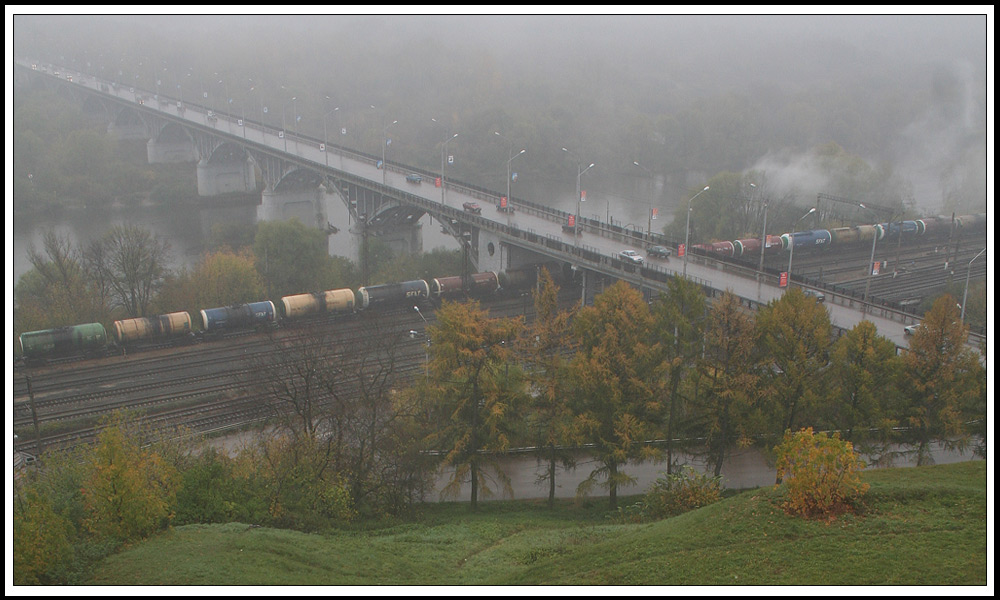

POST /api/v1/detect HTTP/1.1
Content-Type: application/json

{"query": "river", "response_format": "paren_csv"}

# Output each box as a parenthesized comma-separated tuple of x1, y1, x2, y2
(11, 190, 459, 285)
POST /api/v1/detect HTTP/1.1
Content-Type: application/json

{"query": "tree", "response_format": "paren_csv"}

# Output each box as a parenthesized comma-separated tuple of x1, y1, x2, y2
(570, 281, 663, 509)
(85, 224, 171, 318)
(253, 218, 338, 298)
(81, 412, 181, 542)
(154, 248, 266, 316)
(520, 266, 579, 508)
(422, 299, 525, 510)
(827, 320, 902, 449)
(901, 295, 984, 465)
(649, 276, 708, 474)
(695, 290, 763, 477)
(12, 485, 74, 585)
(756, 288, 833, 439)
(15, 229, 109, 342)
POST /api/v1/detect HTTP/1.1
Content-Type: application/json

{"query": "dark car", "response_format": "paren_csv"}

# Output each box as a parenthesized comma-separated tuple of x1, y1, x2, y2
(406, 173, 423, 184)
(462, 202, 482, 214)
(647, 245, 671, 259)
(803, 288, 825, 303)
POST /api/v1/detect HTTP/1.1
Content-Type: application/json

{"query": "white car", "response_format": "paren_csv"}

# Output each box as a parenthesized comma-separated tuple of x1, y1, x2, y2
(619, 250, 644, 264)
(904, 324, 920, 336)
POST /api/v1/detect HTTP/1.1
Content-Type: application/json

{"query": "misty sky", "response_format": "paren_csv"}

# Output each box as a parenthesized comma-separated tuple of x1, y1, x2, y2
(7, 10, 993, 215)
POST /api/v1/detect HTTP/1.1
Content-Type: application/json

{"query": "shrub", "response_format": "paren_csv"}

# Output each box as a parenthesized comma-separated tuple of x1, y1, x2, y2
(641, 466, 723, 520)
(774, 427, 869, 519)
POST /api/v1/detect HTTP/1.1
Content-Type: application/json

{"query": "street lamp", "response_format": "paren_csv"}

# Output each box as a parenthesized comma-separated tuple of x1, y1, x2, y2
(682, 185, 711, 277)
(496, 131, 524, 215)
(382, 117, 398, 185)
(323, 101, 340, 167)
(632, 160, 656, 238)
(785, 207, 817, 290)
(441, 132, 459, 204)
(961, 247, 986, 324)
(562, 147, 594, 247)
(858, 203, 880, 316)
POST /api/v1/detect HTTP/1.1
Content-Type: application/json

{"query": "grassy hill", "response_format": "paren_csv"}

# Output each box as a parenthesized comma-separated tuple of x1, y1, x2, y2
(90, 461, 987, 586)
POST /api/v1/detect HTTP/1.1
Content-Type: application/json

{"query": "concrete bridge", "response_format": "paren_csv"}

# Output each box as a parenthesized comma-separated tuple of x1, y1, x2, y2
(14, 59, 963, 351)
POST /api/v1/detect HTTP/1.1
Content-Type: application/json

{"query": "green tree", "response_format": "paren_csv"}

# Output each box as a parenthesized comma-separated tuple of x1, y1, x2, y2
(570, 281, 663, 509)
(695, 290, 763, 477)
(649, 276, 708, 474)
(12, 485, 74, 585)
(827, 319, 902, 447)
(81, 412, 181, 542)
(253, 218, 342, 298)
(422, 300, 525, 510)
(901, 295, 984, 465)
(756, 287, 833, 439)
(520, 266, 579, 508)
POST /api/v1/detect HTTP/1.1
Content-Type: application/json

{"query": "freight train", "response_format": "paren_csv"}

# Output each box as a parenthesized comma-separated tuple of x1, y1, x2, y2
(692, 213, 986, 259)
(15, 267, 555, 366)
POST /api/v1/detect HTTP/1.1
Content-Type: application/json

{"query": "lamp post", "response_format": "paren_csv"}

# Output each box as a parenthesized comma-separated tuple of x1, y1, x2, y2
(682, 185, 711, 277)
(961, 247, 986, 324)
(562, 147, 594, 247)
(632, 160, 656, 238)
(441, 132, 459, 204)
(858, 203, 880, 316)
(412, 306, 431, 379)
(496, 131, 524, 215)
(322, 101, 340, 167)
(785, 207, 817, 291)
(382, 117, 398, 185)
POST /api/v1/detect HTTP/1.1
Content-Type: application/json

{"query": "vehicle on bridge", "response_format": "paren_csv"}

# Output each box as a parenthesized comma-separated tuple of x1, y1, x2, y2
(462, 201, 482, 214)
(206, 110, 218, 122)
(406, 173, 423, 184)
(646, 245, 671, 259)
(619, 250, 644, 264)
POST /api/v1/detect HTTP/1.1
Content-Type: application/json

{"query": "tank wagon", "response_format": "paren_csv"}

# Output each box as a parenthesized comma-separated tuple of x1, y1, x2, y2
(780, 229, 832, 251)
(431, 271, 500, 298)
(200, 301, 276, 333)
(113, 312, 193, 345)
(280, 289, 355, 320)
(19, 323, 109, 362)
(357, 280, 431, 310)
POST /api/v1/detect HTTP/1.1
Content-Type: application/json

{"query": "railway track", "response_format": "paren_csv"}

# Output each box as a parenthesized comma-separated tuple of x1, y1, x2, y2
(12, 288, 578, 457)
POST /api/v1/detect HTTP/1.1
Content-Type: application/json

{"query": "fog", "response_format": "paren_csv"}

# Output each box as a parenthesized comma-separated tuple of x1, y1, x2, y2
(10, 11, 991, 216)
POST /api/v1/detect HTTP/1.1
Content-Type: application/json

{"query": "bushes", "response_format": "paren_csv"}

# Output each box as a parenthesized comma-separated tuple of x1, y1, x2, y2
(643, 466, 723, 519)
(612, 466, 723, 523)
(774, 427, 869, 519)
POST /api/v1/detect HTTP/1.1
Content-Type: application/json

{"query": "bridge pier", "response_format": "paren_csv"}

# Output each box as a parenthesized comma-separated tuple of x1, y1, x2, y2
(147, 138, 199, 163)
(107, 121, 147, 141)
(258, 188, 325, 227)
(197, 156, 257, 197)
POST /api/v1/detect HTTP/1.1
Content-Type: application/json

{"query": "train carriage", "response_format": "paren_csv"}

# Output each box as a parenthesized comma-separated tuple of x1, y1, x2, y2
(357, 280, 431, 310)
(19, 323, 109, 361)
(431, 272, 500, 298)
(113, 312, 193, 345)
(200, 301, 276, 333)
(780, 229, 832, 251)
(280, 288, 355, 319)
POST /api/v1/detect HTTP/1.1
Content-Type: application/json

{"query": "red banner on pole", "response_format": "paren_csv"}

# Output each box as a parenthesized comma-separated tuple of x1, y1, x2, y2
(779, 272, 788, 287)
(435, 177, 441, 188)
(568, 215, 575, 228)
(500, 196, 508, 208)
(678, 243, 685, 258)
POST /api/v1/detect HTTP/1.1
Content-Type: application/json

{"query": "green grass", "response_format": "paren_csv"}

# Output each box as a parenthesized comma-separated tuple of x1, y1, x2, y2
(90, 461, 987, 586)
